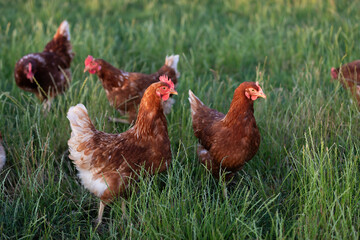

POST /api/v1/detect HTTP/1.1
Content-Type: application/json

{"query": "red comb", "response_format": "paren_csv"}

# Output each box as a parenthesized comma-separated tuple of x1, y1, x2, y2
(28, 62, 32, 72)
(85, 55, 94, 66)
(331, 67, 338, 79)
(159, 75, 174, 89)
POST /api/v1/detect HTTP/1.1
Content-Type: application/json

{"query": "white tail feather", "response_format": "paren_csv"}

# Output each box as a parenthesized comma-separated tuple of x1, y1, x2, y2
(57, 20, 70, 40)
(165, 55, 180, 77)
(67, 104, 108, 197)
(67, 104, 94, 141)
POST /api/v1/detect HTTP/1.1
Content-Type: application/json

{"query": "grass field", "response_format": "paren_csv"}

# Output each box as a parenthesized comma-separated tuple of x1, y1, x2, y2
(1, 0, 360, 239)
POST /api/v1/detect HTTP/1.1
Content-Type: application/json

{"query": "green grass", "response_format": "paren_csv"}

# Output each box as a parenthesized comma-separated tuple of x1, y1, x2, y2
(1, 0, 360, 238)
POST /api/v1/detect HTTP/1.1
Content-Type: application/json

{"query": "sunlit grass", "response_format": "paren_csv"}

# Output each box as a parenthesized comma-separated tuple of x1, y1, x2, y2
(0, 0, 360, 239)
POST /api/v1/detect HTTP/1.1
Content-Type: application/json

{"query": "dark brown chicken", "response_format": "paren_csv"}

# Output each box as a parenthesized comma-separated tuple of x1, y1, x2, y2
(14, 21, 74, 110)
(189, 82, 266, 180)
(67, 75, 177, 224)
(84, 55, 180, 123)
(331, 60, 360, 106)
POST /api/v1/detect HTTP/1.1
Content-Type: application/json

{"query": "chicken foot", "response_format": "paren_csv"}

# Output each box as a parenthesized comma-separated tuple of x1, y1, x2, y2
(94, 200, 127, 228)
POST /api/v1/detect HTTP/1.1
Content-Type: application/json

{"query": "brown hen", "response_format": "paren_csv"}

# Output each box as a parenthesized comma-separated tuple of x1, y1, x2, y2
(331, 60, 360, 107)
(67, 76, 177, 224)
(14, 21, 74, 111)
(84, 55, 180, 124)
(189, 82, 266, 181)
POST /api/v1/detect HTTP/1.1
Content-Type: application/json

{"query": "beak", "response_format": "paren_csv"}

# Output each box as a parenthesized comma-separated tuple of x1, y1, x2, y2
(170, 89, 178, 95)
(83, 66, 89, 73)
(256, 90, 266, 99)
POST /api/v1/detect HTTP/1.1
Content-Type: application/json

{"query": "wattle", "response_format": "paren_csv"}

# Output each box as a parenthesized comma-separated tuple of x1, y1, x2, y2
(162, 94, 170, 101)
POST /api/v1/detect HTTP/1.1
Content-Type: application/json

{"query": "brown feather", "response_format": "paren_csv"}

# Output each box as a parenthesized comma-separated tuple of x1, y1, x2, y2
(67, 81, 173, 208)
(14, 21, 73, 101)
(89, 57, 179, 123)
(331, 60, 360, 106)
(189, 82, 265, 179)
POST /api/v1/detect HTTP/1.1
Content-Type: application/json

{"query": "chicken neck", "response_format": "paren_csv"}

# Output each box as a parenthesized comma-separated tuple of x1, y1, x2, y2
(223, 95, 254, 125)
(133, 93, 168, 138)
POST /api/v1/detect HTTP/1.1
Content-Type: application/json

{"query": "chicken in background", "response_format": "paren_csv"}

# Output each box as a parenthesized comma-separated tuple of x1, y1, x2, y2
(0, 132, 6, 172)
(67, 75, 177, 225)
(189, 82, 266, 196)
(14, 21, 74, 111)
(83, 54, 180, 124)
(331, 60, 360, 107)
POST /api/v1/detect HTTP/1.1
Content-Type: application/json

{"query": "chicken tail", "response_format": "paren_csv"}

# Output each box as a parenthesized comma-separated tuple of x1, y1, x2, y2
(44, 20, 73, 60)
(165, 55, 180, 77)
(67, 104, 95, 136)
(67, 104, 96, 167)
(188, 90, 205, 118)
(54, 20, 70, 41)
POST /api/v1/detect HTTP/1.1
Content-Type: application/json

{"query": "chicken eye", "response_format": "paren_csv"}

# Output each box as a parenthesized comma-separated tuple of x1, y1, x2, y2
(162, 87, 167, 90)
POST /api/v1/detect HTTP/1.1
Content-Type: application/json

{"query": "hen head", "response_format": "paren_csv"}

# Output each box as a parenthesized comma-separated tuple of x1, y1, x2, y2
(156, 75, 178, 101)
(24, 62, 35, 82)
(84, 55, 101, 74)
(331, 67, 338, 80)
(243, 82, 266, 101)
